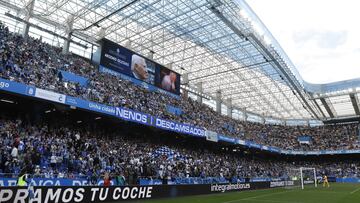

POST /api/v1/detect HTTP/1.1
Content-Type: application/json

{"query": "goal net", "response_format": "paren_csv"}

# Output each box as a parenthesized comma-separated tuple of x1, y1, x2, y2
(286, 167, 317, 189)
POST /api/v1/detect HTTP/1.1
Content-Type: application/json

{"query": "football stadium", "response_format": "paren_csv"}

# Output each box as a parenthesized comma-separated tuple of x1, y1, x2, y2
(0, 0, 360, 202)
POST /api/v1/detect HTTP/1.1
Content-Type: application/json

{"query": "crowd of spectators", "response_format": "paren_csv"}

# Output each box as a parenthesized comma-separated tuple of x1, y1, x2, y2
(0, 116, 359, 185)
(0, 22, 359, 152)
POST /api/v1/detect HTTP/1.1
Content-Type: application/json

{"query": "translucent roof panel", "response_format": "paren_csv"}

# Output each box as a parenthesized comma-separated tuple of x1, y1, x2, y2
(329, 95, 355, 117)
(1, 0, 359, 122)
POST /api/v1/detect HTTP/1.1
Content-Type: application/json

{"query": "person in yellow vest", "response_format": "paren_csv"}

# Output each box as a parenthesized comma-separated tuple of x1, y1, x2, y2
(323, 175, 330, 188)
(17, 168, 29, 186)
(17, 174, 27, 186)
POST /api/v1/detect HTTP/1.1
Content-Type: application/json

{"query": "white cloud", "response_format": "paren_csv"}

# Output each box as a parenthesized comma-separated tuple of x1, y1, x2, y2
(246, 0, 360, 83)
(292, 30, 348, 49)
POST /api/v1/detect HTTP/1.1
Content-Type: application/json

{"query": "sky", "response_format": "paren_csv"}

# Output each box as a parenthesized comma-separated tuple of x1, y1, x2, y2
(246, 0, 360, 84)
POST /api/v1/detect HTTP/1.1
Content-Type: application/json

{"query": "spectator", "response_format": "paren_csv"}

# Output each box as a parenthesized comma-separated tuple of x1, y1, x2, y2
(11, 146, 18, 160)
(103, 172, 111, 187)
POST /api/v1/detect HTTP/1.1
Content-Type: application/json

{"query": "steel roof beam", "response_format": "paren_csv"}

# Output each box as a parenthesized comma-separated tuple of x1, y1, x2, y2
(209, 5, 297, 118)
(71, 0, 139, 34)
(189, 60, 268, 82)
(250, 35, 320, 119)
(320, 98, 335, 118)
(5, 12, 88, 49)
(350, 93, 360, 115)
(312, 98, 327, 118)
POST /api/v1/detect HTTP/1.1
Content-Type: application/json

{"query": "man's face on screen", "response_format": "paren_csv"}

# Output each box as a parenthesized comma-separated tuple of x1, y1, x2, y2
(134, 62, 149, 80)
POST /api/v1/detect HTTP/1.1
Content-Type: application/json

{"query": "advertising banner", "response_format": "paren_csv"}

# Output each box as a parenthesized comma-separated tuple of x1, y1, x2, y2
(269, 181, 295, 188)
(0, 182, 273, 203)
(0, 186, 154, 203)
(0, 178, 114, 187)
(336, 178, 360, 183)
(154, 117, 205, 137)
(218, 135, 236, 143)
(0, 78, 35, 97)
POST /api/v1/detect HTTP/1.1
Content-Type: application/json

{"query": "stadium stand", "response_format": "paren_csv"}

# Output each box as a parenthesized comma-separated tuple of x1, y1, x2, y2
(0, 114, 359, 185)
(0, 21, 359, 187)
(0, 22, 359, 154)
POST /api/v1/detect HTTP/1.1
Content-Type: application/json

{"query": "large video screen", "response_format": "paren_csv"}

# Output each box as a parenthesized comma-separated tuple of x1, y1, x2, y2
(99, 39, 181, 95)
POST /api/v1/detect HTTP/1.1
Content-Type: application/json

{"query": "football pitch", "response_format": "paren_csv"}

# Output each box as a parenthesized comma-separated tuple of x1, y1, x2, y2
(128, 183, 360, 203)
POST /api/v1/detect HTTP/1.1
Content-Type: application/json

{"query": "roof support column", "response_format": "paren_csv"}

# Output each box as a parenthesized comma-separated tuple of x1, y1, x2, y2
(22, 0, 35, 41)
(62, 15, 74, 55)
(196, 82, 203, 104)
(261, 115, 265, 124)
(147, 50, 155, 60)
(227, 98, 232, 118)
(166, 62, 173, 70)
(216, 90, 222, 114)
(182, 73, 189, 99)
(125, 40, 132, 49)
(96, 27, 107, 41)
(243, 110, 248, 122)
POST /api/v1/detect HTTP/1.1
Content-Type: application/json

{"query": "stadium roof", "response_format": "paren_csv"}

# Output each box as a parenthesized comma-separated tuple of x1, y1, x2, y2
(0, 0, 359, 123)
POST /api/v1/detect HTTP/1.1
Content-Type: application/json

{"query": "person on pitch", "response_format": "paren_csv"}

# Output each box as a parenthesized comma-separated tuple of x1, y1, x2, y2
(323, 174, 330, 188)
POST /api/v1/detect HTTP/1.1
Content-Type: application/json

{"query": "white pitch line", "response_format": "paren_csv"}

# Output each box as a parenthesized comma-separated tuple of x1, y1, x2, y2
(301, 190, 346, 194)
(243, 199, 300, 203)
(222, 190, 296, 203)
(350, 187, 360, 194)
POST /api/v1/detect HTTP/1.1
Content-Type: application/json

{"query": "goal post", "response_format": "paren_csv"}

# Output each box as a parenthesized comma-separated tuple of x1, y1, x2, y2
(287, 167, 317, 189)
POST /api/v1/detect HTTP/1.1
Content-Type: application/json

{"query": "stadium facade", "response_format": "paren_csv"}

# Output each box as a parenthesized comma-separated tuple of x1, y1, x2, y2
(0, 0, 359, 202)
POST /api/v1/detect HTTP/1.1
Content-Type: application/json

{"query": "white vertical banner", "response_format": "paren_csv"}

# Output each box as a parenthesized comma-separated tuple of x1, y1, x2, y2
(34, 88, 66, 104)
(206, 130, 218, 142)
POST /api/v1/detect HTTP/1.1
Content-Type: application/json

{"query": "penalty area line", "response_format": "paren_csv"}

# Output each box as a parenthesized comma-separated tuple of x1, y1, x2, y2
(240, 199, 300, 203)
(222, 190, 298, 203)
(350, 187, 360, 194)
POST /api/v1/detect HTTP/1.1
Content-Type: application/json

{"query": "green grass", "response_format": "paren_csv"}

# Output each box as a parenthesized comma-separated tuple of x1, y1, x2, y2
(130, 183, 360, 203)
